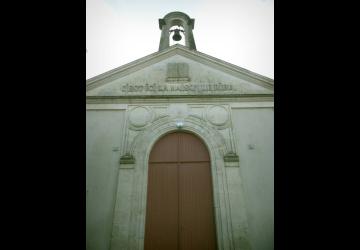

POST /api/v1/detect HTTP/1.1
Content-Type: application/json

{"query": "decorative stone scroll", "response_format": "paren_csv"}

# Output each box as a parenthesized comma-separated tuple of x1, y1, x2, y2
(205, 105, 230, 129)
(128, 106, 154, 130)
(119, 154, 135, 164)
(224, 152, 240, 162)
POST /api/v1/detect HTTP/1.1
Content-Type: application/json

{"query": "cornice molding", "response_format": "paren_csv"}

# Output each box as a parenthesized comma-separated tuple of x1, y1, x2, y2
(86, 95, 274, 104)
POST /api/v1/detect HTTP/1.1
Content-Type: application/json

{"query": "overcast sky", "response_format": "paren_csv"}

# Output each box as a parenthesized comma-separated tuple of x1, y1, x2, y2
(86, 0, 274, 80)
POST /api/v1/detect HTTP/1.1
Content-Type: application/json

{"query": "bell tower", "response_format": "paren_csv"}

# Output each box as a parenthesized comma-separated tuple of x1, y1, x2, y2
(158, 12, 197, 51)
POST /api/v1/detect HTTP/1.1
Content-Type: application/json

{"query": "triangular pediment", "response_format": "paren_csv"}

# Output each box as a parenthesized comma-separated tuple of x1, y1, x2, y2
(86, 45, 273, 98)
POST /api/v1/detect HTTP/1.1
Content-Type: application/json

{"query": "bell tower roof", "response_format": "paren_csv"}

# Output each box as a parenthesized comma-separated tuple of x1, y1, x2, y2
(158, 11, 196, 51)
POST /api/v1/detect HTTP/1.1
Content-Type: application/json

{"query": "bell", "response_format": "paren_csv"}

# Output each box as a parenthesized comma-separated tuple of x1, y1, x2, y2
(172, 30, 182, 41)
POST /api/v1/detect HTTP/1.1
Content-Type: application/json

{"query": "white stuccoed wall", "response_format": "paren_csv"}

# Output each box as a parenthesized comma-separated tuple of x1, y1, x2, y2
(86, 110, 126, 250)
(232, 108, 274, 250)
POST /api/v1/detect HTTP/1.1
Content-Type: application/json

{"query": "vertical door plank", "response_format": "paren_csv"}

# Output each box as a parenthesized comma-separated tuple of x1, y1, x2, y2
(144, 163, 179, 250)
(179, 163, 217, 250)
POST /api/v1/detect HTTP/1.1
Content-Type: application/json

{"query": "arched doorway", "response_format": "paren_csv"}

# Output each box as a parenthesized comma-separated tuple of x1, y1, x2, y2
(144, 132, 217, 250)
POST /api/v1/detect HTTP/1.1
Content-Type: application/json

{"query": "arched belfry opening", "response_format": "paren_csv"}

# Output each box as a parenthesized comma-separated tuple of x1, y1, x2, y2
(169, 25, 185, 46)
(158, 12, 197, 51)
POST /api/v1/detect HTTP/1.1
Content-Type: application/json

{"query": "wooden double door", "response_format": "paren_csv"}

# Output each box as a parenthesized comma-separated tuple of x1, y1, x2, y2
(144, 132, 217, 250)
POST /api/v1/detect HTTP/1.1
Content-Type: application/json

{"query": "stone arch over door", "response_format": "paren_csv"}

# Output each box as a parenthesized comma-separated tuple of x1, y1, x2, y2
(111, 115, 251, 250)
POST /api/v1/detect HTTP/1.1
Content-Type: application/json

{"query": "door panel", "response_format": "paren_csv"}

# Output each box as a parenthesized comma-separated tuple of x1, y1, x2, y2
(145, 132, 217, 250)
(149, 132, 179, 163)
(179, 133, 210, 162)
(179, 163, 217, 250)
(144, 163, 179, 250)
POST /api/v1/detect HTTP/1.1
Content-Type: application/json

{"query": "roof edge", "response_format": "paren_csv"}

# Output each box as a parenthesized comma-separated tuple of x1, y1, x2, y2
(86, 46, 178, 85)
(86, 44, 273, 89)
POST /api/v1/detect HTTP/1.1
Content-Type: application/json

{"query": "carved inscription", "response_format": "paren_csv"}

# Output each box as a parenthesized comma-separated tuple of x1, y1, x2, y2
(121, 82, 233, 93)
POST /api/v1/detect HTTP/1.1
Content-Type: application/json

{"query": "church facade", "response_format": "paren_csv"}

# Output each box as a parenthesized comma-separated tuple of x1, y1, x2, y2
(86, 12, 273, 250)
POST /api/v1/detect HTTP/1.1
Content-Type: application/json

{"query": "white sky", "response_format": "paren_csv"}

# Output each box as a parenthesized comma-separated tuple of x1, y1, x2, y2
(86, 0, 274, 80)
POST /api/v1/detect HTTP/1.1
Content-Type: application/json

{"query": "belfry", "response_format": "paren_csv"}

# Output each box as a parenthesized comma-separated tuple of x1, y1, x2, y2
(86, 11, 274, 250)
(158, 12, 196, 51)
